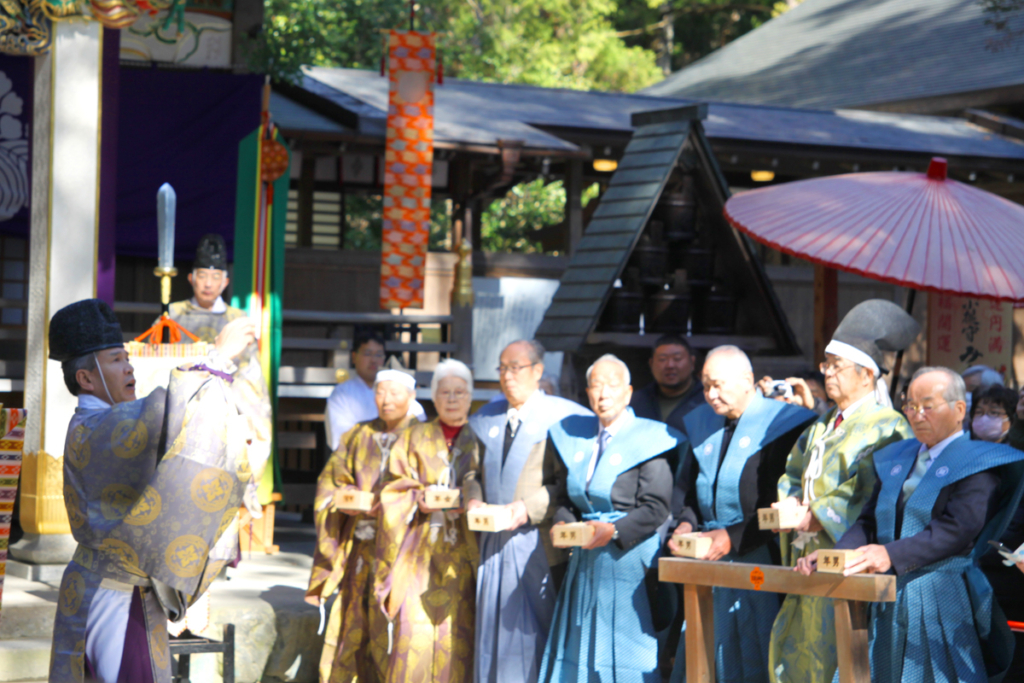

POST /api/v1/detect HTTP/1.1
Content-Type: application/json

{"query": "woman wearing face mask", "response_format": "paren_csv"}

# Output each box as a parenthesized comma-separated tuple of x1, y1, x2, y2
(977, 384, 1024, 683)
(970, 385, 1017, 443)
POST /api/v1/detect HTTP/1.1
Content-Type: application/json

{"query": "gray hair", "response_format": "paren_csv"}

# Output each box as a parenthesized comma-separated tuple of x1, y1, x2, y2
(911, 366, 967, 405)
(962, 364, 1003, 390)
(705, 345, 753, 375)
(504, 339, 546, 365)
(62, 353, 97, 396)
(430, 359, 473, 400)
(586, 354, 631, 386)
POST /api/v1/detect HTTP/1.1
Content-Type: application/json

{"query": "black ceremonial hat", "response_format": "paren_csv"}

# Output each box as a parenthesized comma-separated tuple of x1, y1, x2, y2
(49, 299, 124, 363)
(195, 233, 228, 270)
(830, 299, 920, 373)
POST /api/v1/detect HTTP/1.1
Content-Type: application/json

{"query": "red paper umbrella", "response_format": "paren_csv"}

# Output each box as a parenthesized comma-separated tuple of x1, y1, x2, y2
(724, 158, 1024, 302)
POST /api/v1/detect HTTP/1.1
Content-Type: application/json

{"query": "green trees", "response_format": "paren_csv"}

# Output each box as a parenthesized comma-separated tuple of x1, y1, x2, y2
(249, 0, 661, 92)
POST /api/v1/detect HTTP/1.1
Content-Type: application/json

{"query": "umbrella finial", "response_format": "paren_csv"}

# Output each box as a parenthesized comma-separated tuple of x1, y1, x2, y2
(927, 157, 948, 181)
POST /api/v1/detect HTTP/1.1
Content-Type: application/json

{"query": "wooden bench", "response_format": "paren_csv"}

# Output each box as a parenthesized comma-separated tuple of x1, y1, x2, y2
(659, 558, 896, 683)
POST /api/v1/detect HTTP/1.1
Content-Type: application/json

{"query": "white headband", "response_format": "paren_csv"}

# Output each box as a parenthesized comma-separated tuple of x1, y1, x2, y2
(374, 369, 416, 392)
(824, 340, 880, 376)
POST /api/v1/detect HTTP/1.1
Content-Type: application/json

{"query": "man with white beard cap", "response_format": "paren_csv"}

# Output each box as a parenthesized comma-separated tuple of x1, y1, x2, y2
(768, 299, 918, 683)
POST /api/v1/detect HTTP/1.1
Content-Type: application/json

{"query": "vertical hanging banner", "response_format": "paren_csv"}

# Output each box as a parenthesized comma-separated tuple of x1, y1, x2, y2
(233, 83, 290, 505)
(928, 294, 1013, 378)
(380, 30, 436, 310)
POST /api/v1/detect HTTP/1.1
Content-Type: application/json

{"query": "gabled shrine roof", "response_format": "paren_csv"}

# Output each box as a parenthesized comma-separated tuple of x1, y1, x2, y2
(641, 0, 1023, 113)
(273, 66, 1024, 164)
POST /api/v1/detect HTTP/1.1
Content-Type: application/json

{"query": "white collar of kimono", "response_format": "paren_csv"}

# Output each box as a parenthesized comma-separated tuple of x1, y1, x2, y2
(78, 393, 111, 411)
(825, 340, 880, 376)
(599, 406, 633, 436)
(840, 391, 876, 421)
(190, 296, 227, 313)
(507, 389, 541, 421)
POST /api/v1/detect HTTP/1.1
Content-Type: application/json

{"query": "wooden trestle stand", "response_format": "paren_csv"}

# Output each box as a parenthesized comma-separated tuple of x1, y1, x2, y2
(659, 558, 895, 683)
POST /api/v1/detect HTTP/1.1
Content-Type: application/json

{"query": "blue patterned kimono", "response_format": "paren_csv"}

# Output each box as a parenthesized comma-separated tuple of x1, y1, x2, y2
(867, 435, 1024, 683)
(672, 394, 816, 683)
(468, 393, 592, 683)
(540, 410, 683, 683)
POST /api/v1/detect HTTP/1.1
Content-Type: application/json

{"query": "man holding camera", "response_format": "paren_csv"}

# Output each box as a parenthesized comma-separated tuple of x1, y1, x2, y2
(769, 300, 917, 683)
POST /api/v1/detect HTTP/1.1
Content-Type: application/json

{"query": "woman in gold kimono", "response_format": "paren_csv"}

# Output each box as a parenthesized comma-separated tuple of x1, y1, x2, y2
(375, 359, 479, 682)
(306, 369, 420, 683)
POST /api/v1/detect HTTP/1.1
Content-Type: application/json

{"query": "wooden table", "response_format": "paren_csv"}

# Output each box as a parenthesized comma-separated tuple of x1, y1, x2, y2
(659, 557, 895, 683)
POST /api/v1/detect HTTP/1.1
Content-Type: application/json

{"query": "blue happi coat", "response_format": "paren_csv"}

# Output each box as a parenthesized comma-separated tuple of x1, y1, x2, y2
(540, 410, 684, 683)
(868, 434, 1024, 683)
(672, 394, 816, 683)
(469, 393, 592, 683)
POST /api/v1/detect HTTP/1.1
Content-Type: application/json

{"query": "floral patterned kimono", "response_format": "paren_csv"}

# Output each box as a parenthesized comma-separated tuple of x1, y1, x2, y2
(50, 356, 266, 683)
(375, 419, 480, 683)
(768, 398, 912, 683)
(307, 415, 419, 683)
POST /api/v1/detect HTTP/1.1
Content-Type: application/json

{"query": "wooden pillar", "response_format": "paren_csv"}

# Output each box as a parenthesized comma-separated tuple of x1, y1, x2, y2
(814, 264, 839, 362)
(834, 600, 871, 683)
(683, 584, 715, 683)
(296, 153, 316, 248)
(17, 20, 105, 563)
(566, 158, 583, 256)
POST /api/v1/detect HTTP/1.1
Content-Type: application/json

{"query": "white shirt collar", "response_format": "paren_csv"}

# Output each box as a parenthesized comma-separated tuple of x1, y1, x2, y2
(78, 393, 111, 411)
(507, 390, 540, 419)
(841, 392, 876, 420)
(599, 407, 633, 438)
(920, 430, 964, 461)
(190, 296, 227, 314)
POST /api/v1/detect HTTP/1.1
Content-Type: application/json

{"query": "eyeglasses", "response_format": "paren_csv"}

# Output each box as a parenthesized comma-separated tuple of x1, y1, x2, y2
(436, 389, 469, 401)
(819, 360, 855, 376)
(975, 408, 1008, 419)
(497, 362, 538, 376)
(903, 402, 949, 416)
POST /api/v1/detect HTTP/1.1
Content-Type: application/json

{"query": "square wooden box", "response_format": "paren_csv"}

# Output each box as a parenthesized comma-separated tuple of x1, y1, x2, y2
(673, 532, 712, 559)
(424, 488, 462, 509)
(337, 489, 374, 512)
(552, 522, 596, 548)
(757, 505, 809, 530)
(816, 549, 862, 574)
(467, 505, 514, 532)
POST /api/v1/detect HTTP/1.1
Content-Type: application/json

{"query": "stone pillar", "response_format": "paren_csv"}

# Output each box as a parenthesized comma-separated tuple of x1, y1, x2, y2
(13, 20, 105, 569)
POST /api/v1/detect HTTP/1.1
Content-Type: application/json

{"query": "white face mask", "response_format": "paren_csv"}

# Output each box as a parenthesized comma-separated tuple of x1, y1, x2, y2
(972, 414, 1008, 442)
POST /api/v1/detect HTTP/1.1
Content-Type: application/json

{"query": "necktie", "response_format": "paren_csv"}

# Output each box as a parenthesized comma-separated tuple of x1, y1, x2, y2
(834, 413, 844, 430)
(587, 430, 612, 487)
(507, 409, 521, 437)
(902, 448, 933, 501)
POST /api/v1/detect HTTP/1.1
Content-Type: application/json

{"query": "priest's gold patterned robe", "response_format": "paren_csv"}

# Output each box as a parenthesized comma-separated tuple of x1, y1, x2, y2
(375, 420, 479, 683)
(308, 415, 419, 683)
(50, 355, 267, 683)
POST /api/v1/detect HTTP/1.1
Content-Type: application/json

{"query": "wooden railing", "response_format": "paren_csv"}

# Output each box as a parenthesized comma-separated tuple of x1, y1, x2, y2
(659, 558, 895, 683)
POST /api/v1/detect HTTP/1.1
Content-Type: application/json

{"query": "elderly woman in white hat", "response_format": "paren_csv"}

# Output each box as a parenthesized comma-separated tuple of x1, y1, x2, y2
(306, 368, 420, 683)
(375, 359, 479, 682)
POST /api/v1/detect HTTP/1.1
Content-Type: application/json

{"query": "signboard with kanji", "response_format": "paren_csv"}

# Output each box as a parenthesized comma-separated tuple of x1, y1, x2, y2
(927, 294, 1012, 378)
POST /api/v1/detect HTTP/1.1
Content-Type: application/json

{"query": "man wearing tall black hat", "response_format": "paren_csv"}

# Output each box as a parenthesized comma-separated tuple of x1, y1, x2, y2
(163, 233, 246, 343)
(768, 299, 917, 683)
(48, 299, 264, 683)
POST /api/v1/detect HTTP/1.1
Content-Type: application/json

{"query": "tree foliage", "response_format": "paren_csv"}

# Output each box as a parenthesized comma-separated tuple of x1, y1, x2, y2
(249, 0, 661, 91)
